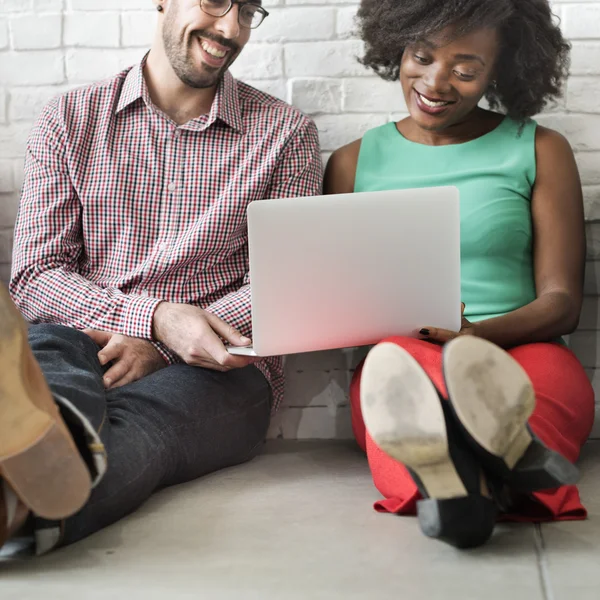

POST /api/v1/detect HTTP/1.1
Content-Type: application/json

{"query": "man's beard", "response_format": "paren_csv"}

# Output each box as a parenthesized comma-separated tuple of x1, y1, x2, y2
(162, 14, 239, 89)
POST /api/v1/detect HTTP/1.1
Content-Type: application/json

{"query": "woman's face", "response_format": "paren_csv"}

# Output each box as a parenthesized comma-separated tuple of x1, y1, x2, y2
(400, 26, 500, 131)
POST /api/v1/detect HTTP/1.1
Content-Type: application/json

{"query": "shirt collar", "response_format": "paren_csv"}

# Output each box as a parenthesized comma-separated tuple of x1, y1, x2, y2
(207, 70, 244, 134)
(116, 57, 146, 114)
(116, 56, 244, 134)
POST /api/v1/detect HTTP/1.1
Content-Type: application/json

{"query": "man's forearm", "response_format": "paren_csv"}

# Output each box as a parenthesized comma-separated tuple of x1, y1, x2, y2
(10, 264, 161, 340)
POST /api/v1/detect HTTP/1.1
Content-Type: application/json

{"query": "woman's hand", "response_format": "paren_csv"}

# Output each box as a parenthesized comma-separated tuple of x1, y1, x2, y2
(419, 303, 478, 344)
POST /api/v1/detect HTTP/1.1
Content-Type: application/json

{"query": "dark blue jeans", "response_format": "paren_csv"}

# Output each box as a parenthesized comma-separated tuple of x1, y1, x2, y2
(28, 324, 272, 547)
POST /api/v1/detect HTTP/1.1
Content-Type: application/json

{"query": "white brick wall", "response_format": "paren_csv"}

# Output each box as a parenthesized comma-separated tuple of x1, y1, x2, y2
(0, 1, 599, 439)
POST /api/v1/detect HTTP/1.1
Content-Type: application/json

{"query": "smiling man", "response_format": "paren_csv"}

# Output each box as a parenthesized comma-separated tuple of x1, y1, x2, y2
(0, 0, 322, 557)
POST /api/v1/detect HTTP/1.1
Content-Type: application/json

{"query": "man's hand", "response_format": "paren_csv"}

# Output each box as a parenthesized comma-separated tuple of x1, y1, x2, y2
(152, 302, 258, 372)
(83, 330, 167, 389)
(419, 303, 479, 345)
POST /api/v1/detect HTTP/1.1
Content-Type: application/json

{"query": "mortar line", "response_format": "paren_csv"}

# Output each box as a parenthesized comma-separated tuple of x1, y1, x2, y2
(534, 523, 557, 600)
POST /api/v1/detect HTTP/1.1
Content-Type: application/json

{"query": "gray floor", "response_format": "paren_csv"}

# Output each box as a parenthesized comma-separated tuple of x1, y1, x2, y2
(2, 441, 600, 599)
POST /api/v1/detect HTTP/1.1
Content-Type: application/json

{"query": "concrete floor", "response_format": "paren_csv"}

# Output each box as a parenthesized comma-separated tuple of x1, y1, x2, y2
(2, 441, 600, 600)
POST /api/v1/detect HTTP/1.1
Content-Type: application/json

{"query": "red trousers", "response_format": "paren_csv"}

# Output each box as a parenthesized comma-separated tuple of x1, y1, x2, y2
(350, 337, 595, 521)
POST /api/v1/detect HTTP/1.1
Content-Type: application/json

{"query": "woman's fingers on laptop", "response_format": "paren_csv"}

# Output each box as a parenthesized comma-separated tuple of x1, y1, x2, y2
(418, 326, 457, 344)
(419, 325, 477, 344)
(419, 303, 476, 344)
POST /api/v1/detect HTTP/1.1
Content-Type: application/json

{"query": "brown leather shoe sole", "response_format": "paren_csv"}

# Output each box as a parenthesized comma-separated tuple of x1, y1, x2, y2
(0, 285, 91, 520)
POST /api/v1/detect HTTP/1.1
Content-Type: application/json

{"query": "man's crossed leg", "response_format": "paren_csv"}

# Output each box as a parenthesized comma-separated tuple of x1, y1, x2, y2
(0, 289, 271, 556)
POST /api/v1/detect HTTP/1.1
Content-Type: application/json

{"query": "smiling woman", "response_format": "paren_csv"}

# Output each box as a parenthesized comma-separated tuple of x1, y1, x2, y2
(325, 0, 593, 550)
(357, 0, 569, 123)
(398, 27, 502, 135)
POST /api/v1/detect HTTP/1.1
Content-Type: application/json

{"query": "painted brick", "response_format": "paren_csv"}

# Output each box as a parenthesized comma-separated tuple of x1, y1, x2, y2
(64, 12, 120, 48)
(10, 13, 62, 50)
(290, 78, 342, 114)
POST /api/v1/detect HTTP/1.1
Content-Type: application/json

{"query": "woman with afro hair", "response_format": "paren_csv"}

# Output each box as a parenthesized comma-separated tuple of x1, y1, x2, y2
(325, 0, 594, 548)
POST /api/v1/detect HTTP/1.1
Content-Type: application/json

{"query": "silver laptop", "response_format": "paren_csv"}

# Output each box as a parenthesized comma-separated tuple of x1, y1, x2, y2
(228, 187, 461, 357)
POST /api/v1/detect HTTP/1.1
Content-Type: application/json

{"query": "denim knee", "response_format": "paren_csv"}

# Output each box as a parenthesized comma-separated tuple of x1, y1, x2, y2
(28, 323, 98, 354)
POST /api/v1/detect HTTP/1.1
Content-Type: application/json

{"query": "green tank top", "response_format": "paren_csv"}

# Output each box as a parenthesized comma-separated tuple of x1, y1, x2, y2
(354, 117, 538, 324)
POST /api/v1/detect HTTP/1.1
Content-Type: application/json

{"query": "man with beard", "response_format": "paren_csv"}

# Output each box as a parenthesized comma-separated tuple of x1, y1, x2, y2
(0, 0, 322, 556)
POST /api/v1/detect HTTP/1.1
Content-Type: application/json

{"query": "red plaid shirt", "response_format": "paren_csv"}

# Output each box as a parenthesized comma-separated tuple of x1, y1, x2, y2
(10, 57, 323, 411)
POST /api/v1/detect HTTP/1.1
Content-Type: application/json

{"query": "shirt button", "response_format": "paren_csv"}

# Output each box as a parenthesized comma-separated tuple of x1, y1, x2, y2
(158, 242, 167, 251)
(168, 182, 177, 193)
(172, 130, 181, 139)
(141, 290, 149, 297)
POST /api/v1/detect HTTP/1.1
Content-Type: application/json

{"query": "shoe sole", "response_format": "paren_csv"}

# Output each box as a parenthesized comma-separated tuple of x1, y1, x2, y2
(0, 286, 91, 520)
(360, 342, 467, 500)
(443, 336, 578, 491)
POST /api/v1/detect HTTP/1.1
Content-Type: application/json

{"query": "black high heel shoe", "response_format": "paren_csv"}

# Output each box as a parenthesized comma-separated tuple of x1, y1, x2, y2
(360, 342, 497, 549)
(442, 336, 579, 493)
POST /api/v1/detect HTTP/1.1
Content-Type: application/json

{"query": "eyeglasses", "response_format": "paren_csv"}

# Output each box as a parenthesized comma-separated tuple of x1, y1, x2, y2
(199, 0, 269, 30)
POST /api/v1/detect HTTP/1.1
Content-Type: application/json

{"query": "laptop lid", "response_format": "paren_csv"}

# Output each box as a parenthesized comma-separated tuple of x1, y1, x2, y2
(246, 186, 461, 356)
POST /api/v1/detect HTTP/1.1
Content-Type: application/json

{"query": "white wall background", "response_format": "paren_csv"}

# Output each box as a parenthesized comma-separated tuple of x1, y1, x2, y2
(1, 0, 600, 439)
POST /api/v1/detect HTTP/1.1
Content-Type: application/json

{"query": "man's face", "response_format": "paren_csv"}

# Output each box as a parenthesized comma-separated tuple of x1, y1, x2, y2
(160, 0, 253, 89)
